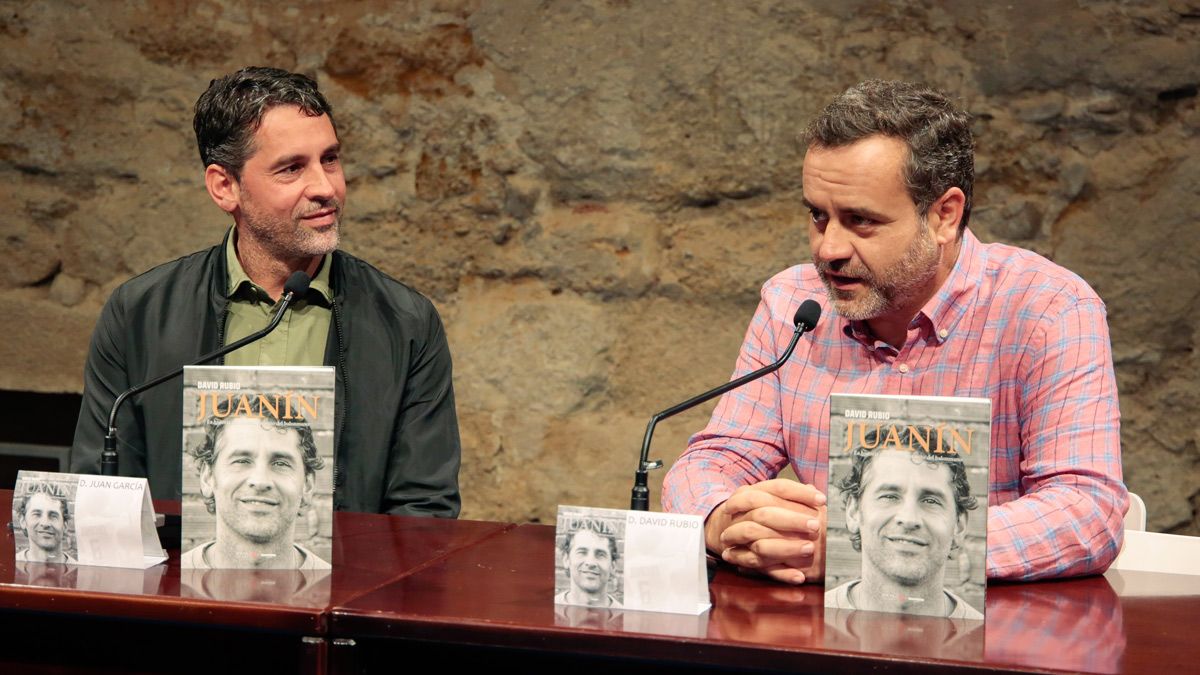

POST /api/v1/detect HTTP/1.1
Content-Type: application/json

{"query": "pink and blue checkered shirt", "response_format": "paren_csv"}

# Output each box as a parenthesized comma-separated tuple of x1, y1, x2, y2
(662, 230, 1127, 580)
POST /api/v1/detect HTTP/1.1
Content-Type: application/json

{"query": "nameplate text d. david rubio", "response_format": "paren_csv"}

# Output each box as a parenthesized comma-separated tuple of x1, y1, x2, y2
(555, 505, 710, 615)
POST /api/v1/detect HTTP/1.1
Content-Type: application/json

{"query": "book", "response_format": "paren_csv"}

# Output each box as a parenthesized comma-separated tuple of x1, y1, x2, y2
(824, 393, 989, 620)
(180, 365, 335, 569)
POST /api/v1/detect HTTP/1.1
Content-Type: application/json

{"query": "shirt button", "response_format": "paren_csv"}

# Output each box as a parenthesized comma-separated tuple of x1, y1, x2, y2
(898, 363, 910, 373)
(938, 329, 949, 339)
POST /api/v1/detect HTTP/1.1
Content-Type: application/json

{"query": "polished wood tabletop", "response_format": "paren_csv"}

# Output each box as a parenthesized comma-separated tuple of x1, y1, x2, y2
(3, 488, 1197, 674)
(0, 489, 510, 673)
(330, 523, 1200, 674)
(1, 490, 510, 631)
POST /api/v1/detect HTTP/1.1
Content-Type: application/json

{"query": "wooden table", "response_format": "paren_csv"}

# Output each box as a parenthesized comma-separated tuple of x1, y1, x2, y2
(0, 490, 511, 674)
(330, 523, 1200, 674)
(3, 489, 1196, 674)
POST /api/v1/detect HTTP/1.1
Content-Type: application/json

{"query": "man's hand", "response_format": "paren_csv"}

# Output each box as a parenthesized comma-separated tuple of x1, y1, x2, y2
(704, 479, 827, 585)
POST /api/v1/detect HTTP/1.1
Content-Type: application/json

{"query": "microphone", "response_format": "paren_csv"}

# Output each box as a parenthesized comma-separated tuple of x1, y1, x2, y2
(99, 271, 312, 476)
(630, 299, 822, 510)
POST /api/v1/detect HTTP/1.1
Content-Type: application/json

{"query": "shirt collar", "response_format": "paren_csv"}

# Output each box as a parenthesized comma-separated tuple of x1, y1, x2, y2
(224, 227, 334, 305)
(924, 228, 984, 345)
(841, 229, 984, 349)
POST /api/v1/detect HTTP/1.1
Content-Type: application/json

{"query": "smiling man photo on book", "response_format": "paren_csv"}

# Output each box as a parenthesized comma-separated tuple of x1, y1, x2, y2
(15, 482, 77, 565)
(555, 517, 624, 609)
(181, 398, 330, 570)
(824, 427, 983, 619)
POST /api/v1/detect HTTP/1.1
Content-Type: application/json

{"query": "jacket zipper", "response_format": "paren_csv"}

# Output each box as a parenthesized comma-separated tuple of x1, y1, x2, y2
(331, 299, 348, 505)
(215, 299, 230, 365)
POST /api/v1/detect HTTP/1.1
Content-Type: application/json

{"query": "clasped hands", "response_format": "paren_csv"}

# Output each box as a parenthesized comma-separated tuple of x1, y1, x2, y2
(704, 479, 826, 585)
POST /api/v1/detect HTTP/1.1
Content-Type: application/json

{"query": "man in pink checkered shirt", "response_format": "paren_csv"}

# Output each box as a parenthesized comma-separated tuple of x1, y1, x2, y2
(662, 80, 1127, 584)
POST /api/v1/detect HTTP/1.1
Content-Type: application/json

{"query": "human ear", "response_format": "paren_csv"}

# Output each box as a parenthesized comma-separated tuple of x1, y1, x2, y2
(198, 461, 214, 501)
(301, 472, 315, 514)
(205, 164, 241, 215)
(928, 187, 966, 244)
(950, 512, 968, 557)
(845, 497, 861, 535)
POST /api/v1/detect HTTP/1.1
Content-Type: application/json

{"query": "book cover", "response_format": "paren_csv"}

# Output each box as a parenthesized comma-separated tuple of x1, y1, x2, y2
(11, 471, 79, 565)
(555, 505, 627, 610)
(824, 393, 989, 620)
(181, 365, 335, 569)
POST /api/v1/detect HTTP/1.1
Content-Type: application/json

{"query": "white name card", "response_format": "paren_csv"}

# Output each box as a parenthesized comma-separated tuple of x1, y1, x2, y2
(13, 470, 166, 569)
(555, 505, 710, 615)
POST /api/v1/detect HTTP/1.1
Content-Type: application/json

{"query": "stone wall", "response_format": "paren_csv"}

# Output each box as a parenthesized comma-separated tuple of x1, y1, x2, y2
(2, 0, 1196, 533)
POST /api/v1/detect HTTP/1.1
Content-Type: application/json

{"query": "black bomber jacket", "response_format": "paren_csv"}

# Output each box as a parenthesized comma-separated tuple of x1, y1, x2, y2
(70, 232, 462, 517)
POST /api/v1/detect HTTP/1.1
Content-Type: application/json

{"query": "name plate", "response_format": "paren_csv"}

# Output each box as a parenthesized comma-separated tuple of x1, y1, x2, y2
(555, 505, 710, 615)
(13, 470, 167, 569)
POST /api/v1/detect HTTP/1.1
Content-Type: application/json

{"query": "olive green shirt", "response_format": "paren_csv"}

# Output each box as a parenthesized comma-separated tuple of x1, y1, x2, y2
(222, 230, 333, 366)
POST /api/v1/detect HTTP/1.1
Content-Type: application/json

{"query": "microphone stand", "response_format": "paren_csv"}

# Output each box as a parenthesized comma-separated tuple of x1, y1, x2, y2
(100, 279, 307, 476)
(630, 301, 821, 510)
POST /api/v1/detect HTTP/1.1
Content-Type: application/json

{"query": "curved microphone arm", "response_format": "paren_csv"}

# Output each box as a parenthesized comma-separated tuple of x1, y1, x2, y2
(630, 300, 821, 511)
(100, 272, 310, 476)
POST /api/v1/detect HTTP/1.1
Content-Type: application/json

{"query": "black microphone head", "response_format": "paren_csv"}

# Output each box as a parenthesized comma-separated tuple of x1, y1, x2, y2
(793, 299, 822, 332)
(284, 271, 311, 298)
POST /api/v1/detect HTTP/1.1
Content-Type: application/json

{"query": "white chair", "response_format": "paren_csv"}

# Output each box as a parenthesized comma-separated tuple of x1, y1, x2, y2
(1106, 492, 1200, 578)
(1124, 492, 1147, 532)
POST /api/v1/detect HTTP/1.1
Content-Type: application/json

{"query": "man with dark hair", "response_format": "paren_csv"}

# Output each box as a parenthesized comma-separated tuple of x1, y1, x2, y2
(182, 397, 329, 569)
(825, 427, 982, 619)
(16, 482, 76, 564)
(555, 520, 623, 608)
(664, 80, 1126, 584)
(71, 67, 462, 517)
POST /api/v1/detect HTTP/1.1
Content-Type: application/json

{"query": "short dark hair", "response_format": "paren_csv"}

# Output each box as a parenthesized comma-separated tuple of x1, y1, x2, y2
(193, 66, 336, 177)
(804, 80, 975, 232)
(559, 518, 620, 564)
(190, 395, 325, 515)
(18, 481, 70, 525)
(836, 425, 978, 553)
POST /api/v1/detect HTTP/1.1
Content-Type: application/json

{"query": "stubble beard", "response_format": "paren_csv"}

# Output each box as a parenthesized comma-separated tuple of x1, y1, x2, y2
(220, 500, 295, 545)
(865, 532, 948, 588)
(817, 222, 939, 321)
(573, 566, 607, 594)
(242, 196, 343, 262)
(33, 531, 62, 554)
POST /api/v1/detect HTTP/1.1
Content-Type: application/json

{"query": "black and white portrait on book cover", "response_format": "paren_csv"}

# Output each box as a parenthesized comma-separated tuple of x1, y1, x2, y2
(824, 393, 989, 621)
(12, 473, 79, 565)
(555, 506, 626, 609)
(181, 366, 335, 570)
